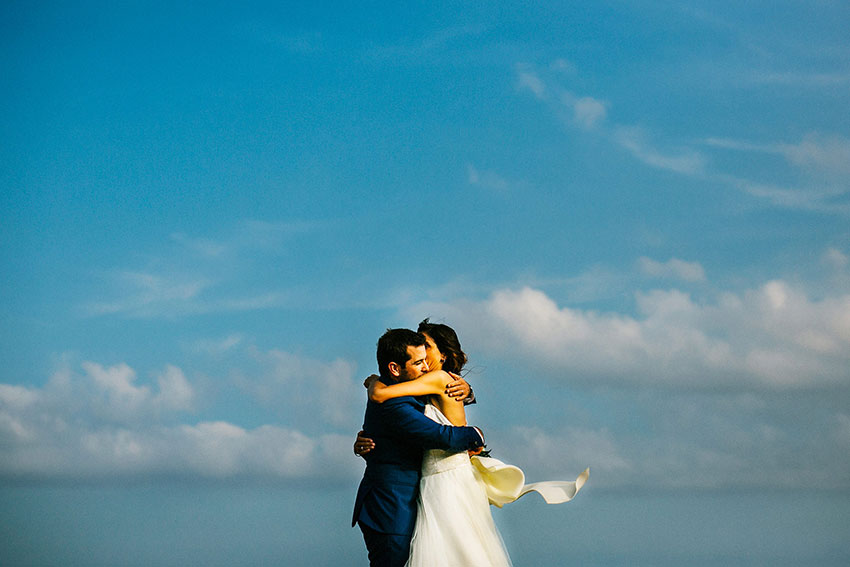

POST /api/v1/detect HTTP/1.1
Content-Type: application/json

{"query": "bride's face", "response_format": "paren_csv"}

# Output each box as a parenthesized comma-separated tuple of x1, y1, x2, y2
(422, 333, 443, 371)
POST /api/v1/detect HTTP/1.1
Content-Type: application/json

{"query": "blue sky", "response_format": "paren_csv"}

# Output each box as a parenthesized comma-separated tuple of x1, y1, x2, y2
(2, 1, 849, 565)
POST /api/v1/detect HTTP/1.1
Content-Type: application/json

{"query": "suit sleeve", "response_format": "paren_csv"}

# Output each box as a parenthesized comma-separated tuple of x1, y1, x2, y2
(381, 398, 484, 452)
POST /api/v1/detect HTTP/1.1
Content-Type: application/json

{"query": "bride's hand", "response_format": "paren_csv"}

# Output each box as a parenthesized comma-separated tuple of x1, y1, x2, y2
(363, 374, 380, 389)
(365, 374, 385, 401)
(444, 373, 470, 401)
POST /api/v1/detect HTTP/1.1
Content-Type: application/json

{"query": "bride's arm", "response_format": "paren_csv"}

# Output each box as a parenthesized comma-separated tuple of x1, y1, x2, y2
(367, 370, 451, 403)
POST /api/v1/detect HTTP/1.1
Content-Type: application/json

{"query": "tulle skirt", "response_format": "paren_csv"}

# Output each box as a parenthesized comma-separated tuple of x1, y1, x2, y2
(406, 450, 511, 567)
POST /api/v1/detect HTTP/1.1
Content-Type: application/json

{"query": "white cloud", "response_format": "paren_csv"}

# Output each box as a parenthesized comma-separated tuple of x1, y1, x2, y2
(485, 392, 850, 491)
(84, 362, 153, 419)
(83, 269, 299, 318)
(516, 66, 546, 99)
(239, 349, 363, 429)
(189, 334, 244, 355)
(614, 126, 706, 175)
(467, 164, 511, 192)
(730, 178, 850, 215)
(499, 426, 629, 480)
(572, 96, 607, 130)
(364, 25, 487, 62)
(169, 220, 318, 260)
(406, 281, 850, 390)
(83, 220, 322, 318)
(0, 384, 40, 409)
(83, 271, 211, 317)
(2, 417, 355, 481)
(4, 297, 848, 491)
(154, 365, 195, 411)
(824, 247, 849, 270)
(549, 58, 575, 74)
(514, 67, 846, 213)
(705, 133, 850, 213)
(515, 65, 705, 175)
(781, 133, 850, 176)
(170, 232, 229, 257)
(748, 70, 850, 87)
(638, 257, 706, 282)
(241, 219, 317, 248)
(72, 362, 195, 423)
(0, 361, 360, 482)
(707, 132, 850, 178)
(163, 423, 352, 479)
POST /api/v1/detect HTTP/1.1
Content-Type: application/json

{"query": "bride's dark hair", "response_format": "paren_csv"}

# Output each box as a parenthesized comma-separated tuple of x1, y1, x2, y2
(417, 318, 468, 374)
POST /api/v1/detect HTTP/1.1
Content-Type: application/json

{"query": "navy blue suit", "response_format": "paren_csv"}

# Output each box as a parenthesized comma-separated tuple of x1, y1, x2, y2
(352, 395, 484, 566)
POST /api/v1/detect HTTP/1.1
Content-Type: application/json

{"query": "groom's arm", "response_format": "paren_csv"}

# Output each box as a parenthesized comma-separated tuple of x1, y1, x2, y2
(354, 376, 476, 457)
(381, 397, 485, 452)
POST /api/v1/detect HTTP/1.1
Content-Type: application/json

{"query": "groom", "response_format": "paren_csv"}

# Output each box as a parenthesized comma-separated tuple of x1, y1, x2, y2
(352, 328, 485, 567)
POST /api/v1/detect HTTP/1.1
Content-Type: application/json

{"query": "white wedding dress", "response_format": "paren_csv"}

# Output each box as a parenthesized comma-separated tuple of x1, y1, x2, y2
(406, 403, 513, 567)
(406, 403, 590, 567)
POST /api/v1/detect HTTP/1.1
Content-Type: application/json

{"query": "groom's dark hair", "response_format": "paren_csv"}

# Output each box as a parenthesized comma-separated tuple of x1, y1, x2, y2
(377, 328, 427, 380)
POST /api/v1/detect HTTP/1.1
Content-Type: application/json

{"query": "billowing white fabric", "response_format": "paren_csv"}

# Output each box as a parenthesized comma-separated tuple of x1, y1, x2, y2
(470, 456, 589, 508)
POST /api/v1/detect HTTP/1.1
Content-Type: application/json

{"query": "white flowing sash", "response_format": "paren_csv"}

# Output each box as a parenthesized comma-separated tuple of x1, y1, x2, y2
(470, 455, 589, 508)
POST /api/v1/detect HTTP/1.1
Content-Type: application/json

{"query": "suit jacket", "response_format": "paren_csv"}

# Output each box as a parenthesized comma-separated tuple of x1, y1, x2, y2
(352, 395, 484, 535)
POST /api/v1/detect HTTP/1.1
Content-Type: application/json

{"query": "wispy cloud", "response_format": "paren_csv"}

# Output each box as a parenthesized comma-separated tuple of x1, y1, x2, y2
(81, 270, 297, 318)
(727, 178, 850, 215)
(614, 126, 706, 175)
(516, 64, 707, 175)
(170, 233, 229, 258)
(747, 70, 850, 87)
(171, 219, 319, 259)
(516, 64, 848, 212)
(572, 96, 607, 130)
(467, 163, 512, 193)
(188, 334, 245, 355)
(706, 133, 850, 214)
(82, 220, 319, 318)
(638, 257, 706, 282)
(240, 21, 326, 55)
(83, 271, 212, 317)
(785, 134, 850, 176)
(706, 133, 850, 177)
(365, 24, 487, 62)
(824, 247, 849, 270)
(549, 58, 575, 74)
(516, 66, 546, 99)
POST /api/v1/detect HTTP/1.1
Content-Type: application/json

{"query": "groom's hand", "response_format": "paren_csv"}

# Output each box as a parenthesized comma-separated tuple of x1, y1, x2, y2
(468, 426, 486, 456)
(353, 430, 375, 457)
(444, 373, 470, 402)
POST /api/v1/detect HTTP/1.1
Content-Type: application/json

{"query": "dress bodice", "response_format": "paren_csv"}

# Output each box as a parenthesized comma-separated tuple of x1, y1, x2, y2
(421, 403, 471, 476)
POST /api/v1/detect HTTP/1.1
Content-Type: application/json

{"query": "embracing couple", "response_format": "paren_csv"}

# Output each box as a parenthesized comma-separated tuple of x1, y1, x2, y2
(352, 320, 588, 566)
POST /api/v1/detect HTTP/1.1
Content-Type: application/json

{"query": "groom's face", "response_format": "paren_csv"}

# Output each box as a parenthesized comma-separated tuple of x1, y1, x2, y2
(399, 345, 429, 381)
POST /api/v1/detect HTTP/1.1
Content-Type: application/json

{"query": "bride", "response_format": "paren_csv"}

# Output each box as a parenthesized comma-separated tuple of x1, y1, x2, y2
(364, 319, 514, 566)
